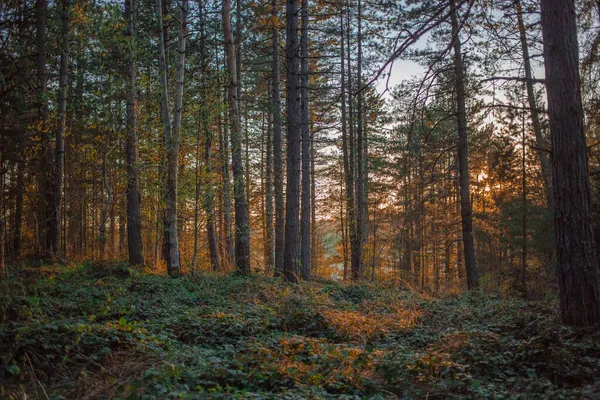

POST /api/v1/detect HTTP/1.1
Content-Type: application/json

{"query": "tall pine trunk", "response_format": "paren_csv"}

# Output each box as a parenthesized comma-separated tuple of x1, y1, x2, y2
(450, 0, 478, 290)
(49, 0, 69, 257)
(35, 0, 52, 258)
(125, 0, 144, 266)
(200, 0, 220, 271)
(540, 0, 600, 326)
(223, 0, 251, 274)
(283, 0, 301, 282)
(272, 0, 285, 276)
(300, 0, 310, 279)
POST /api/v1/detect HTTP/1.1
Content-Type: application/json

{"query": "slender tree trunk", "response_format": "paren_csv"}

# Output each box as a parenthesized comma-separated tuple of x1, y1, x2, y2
(300, 0, 310, 279)
(99, 131, 113, 261)
(48, 0, 69, 257)
(223, 0, 251, 274)
(125, 0, 144, 266)
(520, 109, 528, 293)
(514, 0, 552, 209)
(311, 127, 317, 271)
(0, 166, 5, 278)
(340, 9, 356, 281)
(36, 0, 52, 258)
(272, 0, 285, 276)
(158, 0, 187, 277)
(346, 7, 360, 281)
(218, 98, 235, 268)
(265, 86, 274, 272)
(191, 107, 201, 270)
(355, 0, 366, 279)
(199, 0, 220, 271)
(450, 0, 478, 289)
(283, 0, 301, 282)
(540, 0, 600, 326)
(13, 145, 24, 258)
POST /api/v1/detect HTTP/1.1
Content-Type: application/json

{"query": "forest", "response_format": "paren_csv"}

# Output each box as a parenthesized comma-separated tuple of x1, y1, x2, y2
(1, 0, 600, 398)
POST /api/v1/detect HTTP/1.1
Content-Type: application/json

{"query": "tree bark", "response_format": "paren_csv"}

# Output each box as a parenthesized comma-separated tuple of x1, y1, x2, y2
(355, 0, 366, 280)
(265, 87, 274, 271)
(300, 0, 310, 280)
(125, 0, 144, 266)
(540, 0, 600, 326)
(48, 0, 69, 257)
(345, 7, 360, 281)
(283, 0, 301, 282)
(99, 130, 112, 261)
(223, 0, 251, 274)
(340, 10, 355, 281)
(200, 0, 220, 271)
(450, 0, 478, 290)
(218, 95, 235, 268)
(157, 0, 187, 277)
(272, 0, 285, 276)
(35, 0, 53, 258)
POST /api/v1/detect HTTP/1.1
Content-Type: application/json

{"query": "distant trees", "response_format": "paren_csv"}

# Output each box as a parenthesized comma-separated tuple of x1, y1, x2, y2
(1, 0, 600, 328)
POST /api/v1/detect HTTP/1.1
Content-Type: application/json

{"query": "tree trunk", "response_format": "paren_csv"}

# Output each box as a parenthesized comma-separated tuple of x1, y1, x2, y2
(99, 131, 113, 261)
(13, 145, 24, 258)
(223, 0, 251, 274)
(0, 167, 5, 278)
(514, 0, 552, 209)
(125, 0, 144, 266)
(200, 0, 220, 271)
(540, 0, 600, 326)
(218, 97, 235, 268)
(157, 0, 187, 277)
(340, 9, 356, 281)
(300, 0, 310, 280)
(265, 87, 274, 272)
(346, 8, 360, 281)
(450, 0, 478, 290)
(36, 0, 53, 258)
(355, 0, 366, 279)
(283, 0, 301, 282)
(48, 0, 69, 258)
(272, 0, 285, 276)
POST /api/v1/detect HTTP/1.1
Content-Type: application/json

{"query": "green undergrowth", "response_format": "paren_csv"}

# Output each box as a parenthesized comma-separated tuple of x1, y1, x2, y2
(1, 262, 599, 399)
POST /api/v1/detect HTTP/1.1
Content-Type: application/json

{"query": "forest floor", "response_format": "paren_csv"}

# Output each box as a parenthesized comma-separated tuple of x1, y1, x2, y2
(1, 263, 600, 399)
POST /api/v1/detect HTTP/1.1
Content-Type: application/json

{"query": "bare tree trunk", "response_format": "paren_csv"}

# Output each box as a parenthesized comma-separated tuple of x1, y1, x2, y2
(272, 0, 285, 276)
(13, 145, 24, 258)
(540, 0, 600, 326)
(265, 86, 274, 272)
(218, 99, 235, 268)
(345, 7, 360, 281)
(223, 0, 251, 274)
(157, 0, 187, 277)
(36, 0, 52, 258)
(125, 0, 144, 266)
(450, 0, 478, 290)
(514, 0, 552, 209)
(283, 0, 301, 283)
(199, 0, 220, 271)
(340, 9, 355, 282)
(0, 166, 5, 278)
(355, 0, 365, 279)
(300, 0, 310, 280)
(99, 131, 113, 261)
(48, 0, 70, 258)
